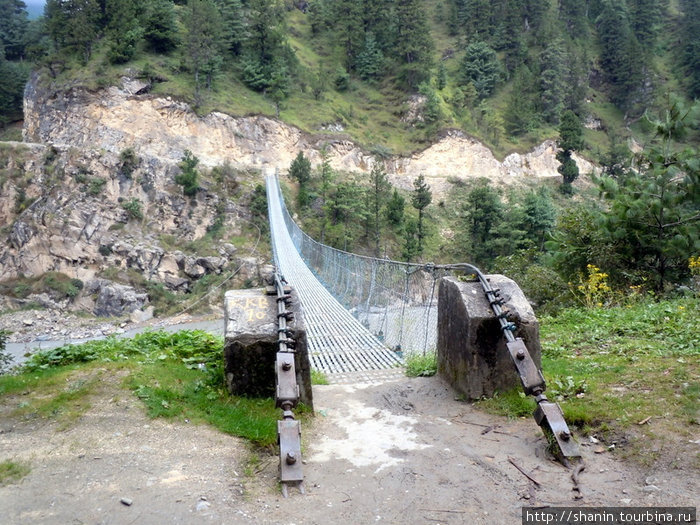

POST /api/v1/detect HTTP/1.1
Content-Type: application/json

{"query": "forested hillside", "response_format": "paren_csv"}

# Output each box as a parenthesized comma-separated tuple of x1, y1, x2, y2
(0, 0, 698, 308)
(1, 0, 699, 155)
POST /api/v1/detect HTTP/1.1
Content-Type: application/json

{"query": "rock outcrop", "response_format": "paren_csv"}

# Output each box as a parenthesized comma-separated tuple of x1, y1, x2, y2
(23, 76, 595, 196)
(0, 141, 267, 315)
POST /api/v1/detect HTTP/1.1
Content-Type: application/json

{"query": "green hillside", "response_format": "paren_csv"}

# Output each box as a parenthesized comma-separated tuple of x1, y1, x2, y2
(1, 0, 699, 158)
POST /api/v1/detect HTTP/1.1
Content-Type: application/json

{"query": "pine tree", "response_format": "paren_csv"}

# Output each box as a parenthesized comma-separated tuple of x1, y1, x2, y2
(385, 188, 405, 227)
(45, 0, 101, 63)
(597, 98, 700, 291)
(395, 0, 434, 88)
(411, 174, 432, 256)
(629, 0, 660, 49)
(368, 163, 391, 256)
(143, 0, 179, 53)
(596, 1, 642, 111)
(0, 0, 28, 60)
(539, 40, 567, 124)
(105, 0, 143, 64)
(556, 110, 583, 190)
(185, 0, 224, 104)
(465, 183, 503, 264)
(217, 0, 245, 55)
(175, 150, 200, 196)
(503, 65, 538, 136)
(356, 32, 384, 81)
(289, 151, 311, 208)
(680, 0, 700, 98)
(461, 41, 501, 99)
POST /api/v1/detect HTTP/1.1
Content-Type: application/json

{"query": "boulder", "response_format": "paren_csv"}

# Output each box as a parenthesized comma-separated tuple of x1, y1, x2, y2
(88, 279, 148, 317)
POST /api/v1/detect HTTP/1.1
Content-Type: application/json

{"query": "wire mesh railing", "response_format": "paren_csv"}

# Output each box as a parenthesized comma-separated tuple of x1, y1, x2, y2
(274, 177, 451, 356)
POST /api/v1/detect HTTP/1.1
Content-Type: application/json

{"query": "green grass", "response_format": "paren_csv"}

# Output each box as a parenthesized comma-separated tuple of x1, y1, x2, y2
(0, 460, 31, 486)
(311, 369, 329, 385)
(1, 330, 285, 447)
(478, 297, 699, 451)
(405, 352, 438, 377)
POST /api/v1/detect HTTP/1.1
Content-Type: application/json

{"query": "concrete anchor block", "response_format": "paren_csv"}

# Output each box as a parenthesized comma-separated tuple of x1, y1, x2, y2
(223, 288, 313, 409)
(437, 275, 541, 400)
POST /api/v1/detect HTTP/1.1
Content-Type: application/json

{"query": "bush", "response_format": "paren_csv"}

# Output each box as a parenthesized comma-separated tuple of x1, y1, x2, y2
(119, 148, 139, 178)
(121, 198, 143, 221)
(175, 150, 199, 196)
(0, 330, 13, 374)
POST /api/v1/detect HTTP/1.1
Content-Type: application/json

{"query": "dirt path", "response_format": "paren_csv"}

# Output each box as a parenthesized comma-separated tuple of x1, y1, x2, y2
(1, 375, 697, 524)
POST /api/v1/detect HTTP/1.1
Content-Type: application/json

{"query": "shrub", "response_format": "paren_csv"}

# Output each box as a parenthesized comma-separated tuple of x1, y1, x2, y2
(119, 148, 139, 178)
(121, 198, 143, 221)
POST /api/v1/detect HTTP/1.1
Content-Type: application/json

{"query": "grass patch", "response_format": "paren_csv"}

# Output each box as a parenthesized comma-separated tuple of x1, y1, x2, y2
(405, 352, 437, 377)
(540, 297, 699, 440)
(471, 297, 699, 463)
(2, 330, 285, 448)
(311, 369, 329, 385)
(0, 460, 31, 486)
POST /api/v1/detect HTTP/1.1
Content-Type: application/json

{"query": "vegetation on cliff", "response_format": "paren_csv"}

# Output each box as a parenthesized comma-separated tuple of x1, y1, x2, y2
(1, 0, 699, 158)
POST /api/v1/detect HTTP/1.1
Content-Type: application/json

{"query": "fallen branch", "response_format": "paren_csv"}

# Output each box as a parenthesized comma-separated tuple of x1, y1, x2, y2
(508, 456, 541, 487)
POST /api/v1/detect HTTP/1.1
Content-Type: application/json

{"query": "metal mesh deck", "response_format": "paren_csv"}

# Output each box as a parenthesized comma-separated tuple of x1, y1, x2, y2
(266, 173, 403, 377)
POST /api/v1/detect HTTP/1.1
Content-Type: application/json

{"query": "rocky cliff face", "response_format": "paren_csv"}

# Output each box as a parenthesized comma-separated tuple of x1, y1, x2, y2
(3, 75, 595, 317)
(23, 76, 594, 195)
(0, 140, 267, 316)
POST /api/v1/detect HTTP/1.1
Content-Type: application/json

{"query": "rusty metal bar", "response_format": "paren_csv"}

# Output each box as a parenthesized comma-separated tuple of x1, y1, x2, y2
(272, 273, 305, 496)
(436, 263, 581, 464)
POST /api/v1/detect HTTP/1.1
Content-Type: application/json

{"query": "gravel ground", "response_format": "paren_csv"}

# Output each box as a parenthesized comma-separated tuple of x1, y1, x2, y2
(1, 374, 697, 525)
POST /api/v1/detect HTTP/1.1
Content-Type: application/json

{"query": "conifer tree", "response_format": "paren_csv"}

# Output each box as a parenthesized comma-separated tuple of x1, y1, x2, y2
(556, 110, 583, 191)
(411, 174, 432, 256)
(395, 0, 434, 88)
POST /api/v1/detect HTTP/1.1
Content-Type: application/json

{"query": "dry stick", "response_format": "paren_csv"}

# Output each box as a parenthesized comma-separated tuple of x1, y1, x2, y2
(419, 509, 467, 514)
(455, 419, 513, 436)
(571, 462, 585, 499)
(508, 456, 541, 487)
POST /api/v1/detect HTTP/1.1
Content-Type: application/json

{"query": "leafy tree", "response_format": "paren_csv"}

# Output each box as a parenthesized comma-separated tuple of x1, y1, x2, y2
(328, 179, 367, 251)
(249, 183, 268, 234)
(461, 41, 501, 99)
(175, 149, 200, 196)
(0, 0, 28, 60)
(368, 163, 390, 256)
(143, 0, 179, 53)
(184, 0, 224, 104)
(289, 151, 311, 208)
(596, 99, 700, 291)
(411, 174, 432, 256)
(556, 109, 583, 190)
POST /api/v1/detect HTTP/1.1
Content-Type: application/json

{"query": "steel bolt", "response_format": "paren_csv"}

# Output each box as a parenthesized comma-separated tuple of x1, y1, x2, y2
(282, 361, 292, 371)
(286, 451, 297, 465)
(516, 349, 526, 360)
(559, 430, 571, 441)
